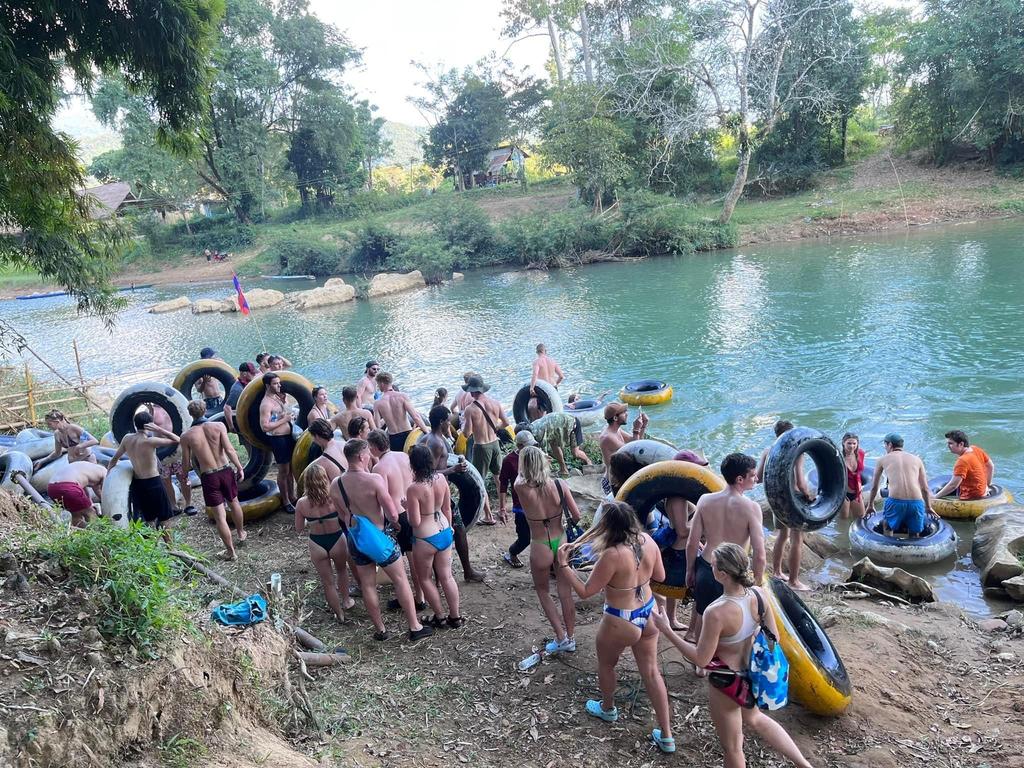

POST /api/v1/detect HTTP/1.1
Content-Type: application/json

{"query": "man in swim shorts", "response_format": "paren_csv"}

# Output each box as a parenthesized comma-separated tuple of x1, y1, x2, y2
(460, 375, 509, 526)
(180, 400, 247, 560)
(46, 461, 106, 527)
(865, 433, 935, 536)
(108, 410, 181, 538)
(530, 343, 564, 394)
(259, 372, 297, 513)
(598, 403, 648, 497)
(356, 361, 380, 407)
(333, 385, 378, 436)
(194, 347, 226, 413)
(934, 429, 995, 501)
(374, 372, 428, 453)
(686, 453, 766, 651)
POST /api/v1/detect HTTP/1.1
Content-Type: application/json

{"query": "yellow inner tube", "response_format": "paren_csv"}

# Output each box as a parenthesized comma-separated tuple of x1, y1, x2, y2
(171, 358, 238, 393)
(619, 384, 673, 406)
(206, 479, 281, 523)
(235, 370, 314, 450)
(932, 486, 1014, 520)
(453, 426, 515, 456)
(762, 578, 852, 716)
(403, 428, 425, 453)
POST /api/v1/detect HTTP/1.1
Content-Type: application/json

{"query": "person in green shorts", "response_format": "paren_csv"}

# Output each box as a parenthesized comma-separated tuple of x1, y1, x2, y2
(515, 445, 581, 655)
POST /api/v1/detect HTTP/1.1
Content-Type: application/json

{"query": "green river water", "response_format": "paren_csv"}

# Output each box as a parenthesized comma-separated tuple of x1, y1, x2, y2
(6, 219, 1024, 614)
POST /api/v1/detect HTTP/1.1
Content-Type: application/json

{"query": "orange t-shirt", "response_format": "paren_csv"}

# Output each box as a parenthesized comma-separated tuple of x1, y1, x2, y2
(952, 446, 991, 500)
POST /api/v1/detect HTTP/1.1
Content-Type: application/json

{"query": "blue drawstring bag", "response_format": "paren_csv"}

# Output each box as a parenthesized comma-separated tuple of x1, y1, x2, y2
(749, 590, 789, 710)
(347, 515, 397, 564)
(212, 594, 268, 626)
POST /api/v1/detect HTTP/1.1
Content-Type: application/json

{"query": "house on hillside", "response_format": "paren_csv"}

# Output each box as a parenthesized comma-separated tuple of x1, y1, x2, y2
(462, 144, 529, 189)
(76, 182, 145, 220)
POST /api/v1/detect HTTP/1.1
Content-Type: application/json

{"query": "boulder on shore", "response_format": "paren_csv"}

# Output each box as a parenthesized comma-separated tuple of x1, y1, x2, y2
(221, 287, 284, 312)
(324, 277, 348, 289)
(148, 296, 191, 314)
(452, 272, 465, 282)
(1003, 576, 1024, 602)
(564, 474, 607, 524)
(291, 282, 356, 310)
(849, 557, 936, 603)
(366, 270, 426, 298)
(971, 504, 1024, 589)
(191, 299, 224, 314)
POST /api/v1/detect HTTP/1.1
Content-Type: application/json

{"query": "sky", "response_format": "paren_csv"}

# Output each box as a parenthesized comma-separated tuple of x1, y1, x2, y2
(310, 0, 552, 126)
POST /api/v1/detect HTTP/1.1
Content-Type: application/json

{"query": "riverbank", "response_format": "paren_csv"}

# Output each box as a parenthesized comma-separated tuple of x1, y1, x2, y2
(3, 152, 1024, 300)
(2, 489, 1021, 768)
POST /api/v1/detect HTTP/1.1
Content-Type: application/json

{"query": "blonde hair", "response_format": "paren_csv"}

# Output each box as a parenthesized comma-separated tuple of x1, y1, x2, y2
(713, 543, 755, 588)
(302, 462, 330, 507)
(517, 445, 549, 488)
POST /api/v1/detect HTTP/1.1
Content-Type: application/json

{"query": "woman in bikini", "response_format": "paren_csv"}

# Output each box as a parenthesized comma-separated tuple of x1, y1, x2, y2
(294, 463, 356, 622)
(307, 386, 337, 425)
(841, 432, 866, 519)
(406, 445, 462, 628)
(515, 445, 581, 654)
(654, 543, 813, 768)
(33, 410, 98, 470)
(557, 500, 675, 754)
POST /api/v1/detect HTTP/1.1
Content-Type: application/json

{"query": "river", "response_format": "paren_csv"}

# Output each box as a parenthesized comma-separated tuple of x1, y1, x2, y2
(5, 219, 1023, 614)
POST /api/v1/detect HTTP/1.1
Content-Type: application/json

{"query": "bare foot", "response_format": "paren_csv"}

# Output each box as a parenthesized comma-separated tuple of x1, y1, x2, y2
(789, 580, 812, 592)
(693, 664, 708, 678)
(464, 571, 485, 583)
(237, 530, 248, 544)
(771, 569, 785, 580)
(220, 549, 237, 562)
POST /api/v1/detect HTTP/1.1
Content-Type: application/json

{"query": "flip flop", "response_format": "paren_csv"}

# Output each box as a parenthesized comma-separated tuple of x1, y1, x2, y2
(652, 729, 676, 753)
(502, 552, 524, 569)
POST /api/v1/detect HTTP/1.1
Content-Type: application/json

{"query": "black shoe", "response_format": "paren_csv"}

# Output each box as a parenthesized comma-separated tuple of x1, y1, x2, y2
(388, 598, 428, 612)
(446, 616, 465, 629)
(408, 625, 434, 642)
(373, 629, 387, 642)
(423, 614, 446, 629)
(183, 505, 198, 517)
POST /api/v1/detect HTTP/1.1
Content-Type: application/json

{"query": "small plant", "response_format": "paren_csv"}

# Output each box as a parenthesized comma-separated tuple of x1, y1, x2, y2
(159, 734, 208, 768)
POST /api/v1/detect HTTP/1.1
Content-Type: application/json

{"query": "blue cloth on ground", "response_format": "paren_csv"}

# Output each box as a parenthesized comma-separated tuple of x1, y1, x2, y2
(211, 594, 268, 626)
(883, 497, 926, 535)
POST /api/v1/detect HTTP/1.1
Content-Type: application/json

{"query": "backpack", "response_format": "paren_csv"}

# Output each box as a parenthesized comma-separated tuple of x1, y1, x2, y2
(749, 590, 789, 711)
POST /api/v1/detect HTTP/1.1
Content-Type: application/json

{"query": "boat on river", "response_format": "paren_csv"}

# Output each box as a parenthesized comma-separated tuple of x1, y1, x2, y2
(15, 284, 154, 300)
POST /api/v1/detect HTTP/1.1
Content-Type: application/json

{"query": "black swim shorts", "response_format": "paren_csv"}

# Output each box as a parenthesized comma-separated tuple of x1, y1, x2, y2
(694, 555, 724, 615)
(129, 475, 176, 524)
(267, 432, 296, 464)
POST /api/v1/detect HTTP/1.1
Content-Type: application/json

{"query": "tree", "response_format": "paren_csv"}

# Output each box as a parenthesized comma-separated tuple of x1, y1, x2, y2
(861, 7, 912, 115)
(502, 0, 566, 84)
(287, 90, 363, 211)
(0, 0, 221, 315)
(354, 101, 391, 192)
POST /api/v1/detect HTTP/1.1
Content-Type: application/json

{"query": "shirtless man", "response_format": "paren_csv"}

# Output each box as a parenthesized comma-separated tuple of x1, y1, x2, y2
(46, 461, 106, 527)
(333, 386, 378, 436)
(108, 411, 181, 537)
(259, 372, 297, 513)
(374, 372, 427, 453)
(150, 404, 193, 515)
(267, 354, 291, 372)
(356, 361, 381, 407)
(450, 371, 476, 427)
(347, 416, 370, 442)
(865, 433, 935, 537)
(756, 420, 814, 590)
(424, 406, 484, 582)
(460, 375, 509, 526)
(33, 410, 98, 470)
(368, 430, 425, 609)
(195, 347, 225, 412)
(530, 343, 564, 395)
(686, 453, 766, 657)
(598, 403, 648, 497)
(180, 400, 246, 559)
(330, 439, 433, 642)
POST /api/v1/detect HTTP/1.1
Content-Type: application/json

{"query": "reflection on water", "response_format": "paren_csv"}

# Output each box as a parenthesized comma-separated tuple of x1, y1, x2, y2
(6, 219, 1024, 614)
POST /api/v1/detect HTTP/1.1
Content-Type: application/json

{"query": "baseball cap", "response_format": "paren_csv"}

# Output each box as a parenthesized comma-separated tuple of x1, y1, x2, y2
(200, 347, 216, 359)
(674, 449, 709, 466)
(365, 360, 379, 370)
(603, 402, 627, 422)
(883, 432, 904, 447)
(515, 431, 537, 448)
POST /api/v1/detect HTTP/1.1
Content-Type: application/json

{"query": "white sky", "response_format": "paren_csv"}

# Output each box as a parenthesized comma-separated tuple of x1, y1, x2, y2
(311, 0, 552, 125)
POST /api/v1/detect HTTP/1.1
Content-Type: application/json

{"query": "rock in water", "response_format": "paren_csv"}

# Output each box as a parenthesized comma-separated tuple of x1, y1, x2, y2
(324, 277, 348, 289)
(971, 504, 1024, 588)
(1003, 575, 1024, 602)
(191, 298, 224, 314)
(366, 270, 426, 298)
(221, 287, 284, 311)
(849, 557, 936, 603)
(292, 282, 356, 310)
(148, 296, 191, 313)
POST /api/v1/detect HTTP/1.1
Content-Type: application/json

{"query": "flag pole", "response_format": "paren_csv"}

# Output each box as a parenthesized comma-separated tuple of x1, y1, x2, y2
(232, 273, 269, 353)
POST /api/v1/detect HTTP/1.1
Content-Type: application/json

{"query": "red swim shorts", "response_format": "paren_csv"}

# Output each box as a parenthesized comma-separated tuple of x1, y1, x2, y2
(200, 466, 237, 508)
(47, 481, 93, 514)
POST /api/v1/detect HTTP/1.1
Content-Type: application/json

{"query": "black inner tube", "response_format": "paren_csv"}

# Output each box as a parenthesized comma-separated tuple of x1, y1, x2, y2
(571, 399, 600, 411)
(241, 377, 314, 449)
(449, 469, 483, 529)
(206, 413, 271, 490)
(771, 578, 851, 696)
(175, 364, 236, 410)
(625, 380, 665, 393)
(111, 386, 187, 461)
(238, 479, 275, 503)
(764, 427, 844, 532)
(868, 515, 941, 539)
(513, 385, 554, 424)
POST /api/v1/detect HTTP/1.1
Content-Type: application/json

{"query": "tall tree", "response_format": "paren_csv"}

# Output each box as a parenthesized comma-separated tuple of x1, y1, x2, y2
(502, 0, 566, 84)
(0, 0, 221, 314)
(354, 101, 391, 192)
(286, 90, 362, 210)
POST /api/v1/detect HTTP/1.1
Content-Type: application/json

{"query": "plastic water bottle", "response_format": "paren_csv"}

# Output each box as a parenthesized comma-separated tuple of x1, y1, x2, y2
(518, 652, 541, 671)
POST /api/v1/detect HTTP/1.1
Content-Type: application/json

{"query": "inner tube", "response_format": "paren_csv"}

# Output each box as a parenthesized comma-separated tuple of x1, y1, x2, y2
(14, 428, 55, 460)
(290, 430, 323, 489)
(205, 412, 271, 492)
(763, 577, 851, 716)
(30, 456, 69, 493)
(619, 380, 672, 406)
(447, 453, 485, 529)
(453, 426, 515, 457)
(616, 460, 726, 525)
(566, 397, 607, 429)
(99, 462, 133, 529)
(99, 431, 119, 448)
(110, 382, 192, 460)
(764, 427, 844, 532)
(608, 439, 678, 494)
(235, 370, 315, 451)
(403, 428, 425, 454)
(808, 457, 875, 493)
(849, 511, 957, 566)
(0, 451, 32, 492)
(172, 359, 238, 413)
(206, 478, 281, 523)
(512, 380, 562, 424)
(928, 473, 1014, 520)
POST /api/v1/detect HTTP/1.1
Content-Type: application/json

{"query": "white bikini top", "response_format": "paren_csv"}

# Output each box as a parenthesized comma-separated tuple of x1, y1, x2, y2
(714, 592, 758, 645)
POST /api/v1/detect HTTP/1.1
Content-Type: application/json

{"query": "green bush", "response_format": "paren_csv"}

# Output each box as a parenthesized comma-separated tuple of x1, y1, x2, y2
(350, 220, 400, 273)
(497, 207, 612, 266)
(387, 233, 463, 285)
(264, 235, 352, 276)
(418, 195, 495, 261)
(23, 519, 188, 653)
(617, 191, 737, 255)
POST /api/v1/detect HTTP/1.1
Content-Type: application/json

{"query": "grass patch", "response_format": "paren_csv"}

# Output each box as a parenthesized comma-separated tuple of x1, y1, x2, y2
(158, 734, 208, 768)
(997, 199, 1024, 213)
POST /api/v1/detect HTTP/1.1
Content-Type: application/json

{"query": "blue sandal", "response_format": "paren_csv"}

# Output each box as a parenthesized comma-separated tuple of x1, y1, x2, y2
(585, 699, 618, 722)
(652, 728, 676, 753)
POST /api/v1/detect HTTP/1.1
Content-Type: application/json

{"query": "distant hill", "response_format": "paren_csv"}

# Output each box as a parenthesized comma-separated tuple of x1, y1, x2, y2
(52, 98, 121, 165)
(381, 121, 427, 167)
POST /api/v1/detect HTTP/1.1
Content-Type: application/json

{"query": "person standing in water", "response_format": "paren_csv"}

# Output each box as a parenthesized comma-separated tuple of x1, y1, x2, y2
(530, 343, 564, 394)
(841, 432, 866, 519)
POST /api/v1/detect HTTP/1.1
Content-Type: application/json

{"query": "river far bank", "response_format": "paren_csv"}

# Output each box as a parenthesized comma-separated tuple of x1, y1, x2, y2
(4, 153, 1024, 300)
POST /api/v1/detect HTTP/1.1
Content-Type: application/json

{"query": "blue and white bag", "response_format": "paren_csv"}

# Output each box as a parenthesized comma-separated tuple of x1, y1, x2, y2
(749, 590, 789, 710)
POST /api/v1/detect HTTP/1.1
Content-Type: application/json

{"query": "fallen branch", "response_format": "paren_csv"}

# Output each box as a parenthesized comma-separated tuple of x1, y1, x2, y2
(828, 581, 912, 605)
(294, 651, 351, 667)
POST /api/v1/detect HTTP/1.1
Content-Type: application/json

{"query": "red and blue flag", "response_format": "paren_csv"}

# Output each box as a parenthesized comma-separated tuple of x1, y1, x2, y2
(232, 273, 251, 316)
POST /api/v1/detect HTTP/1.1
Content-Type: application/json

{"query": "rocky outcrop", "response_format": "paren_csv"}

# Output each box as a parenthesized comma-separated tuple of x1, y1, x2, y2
(191, 299, 225, 314)
(849, 557, 936, 603)
(221, 288, 284, 312)
(971, 504, 1024, 592)
(564, 473, 607, 524)
(1004, 576, 1024, 602)
(452, 272, 465, 282)
(365, 270, 426, 298)
(148, 296, 191, 314)
(291, 281, 356, 310)
(324, 277, 348, 289)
